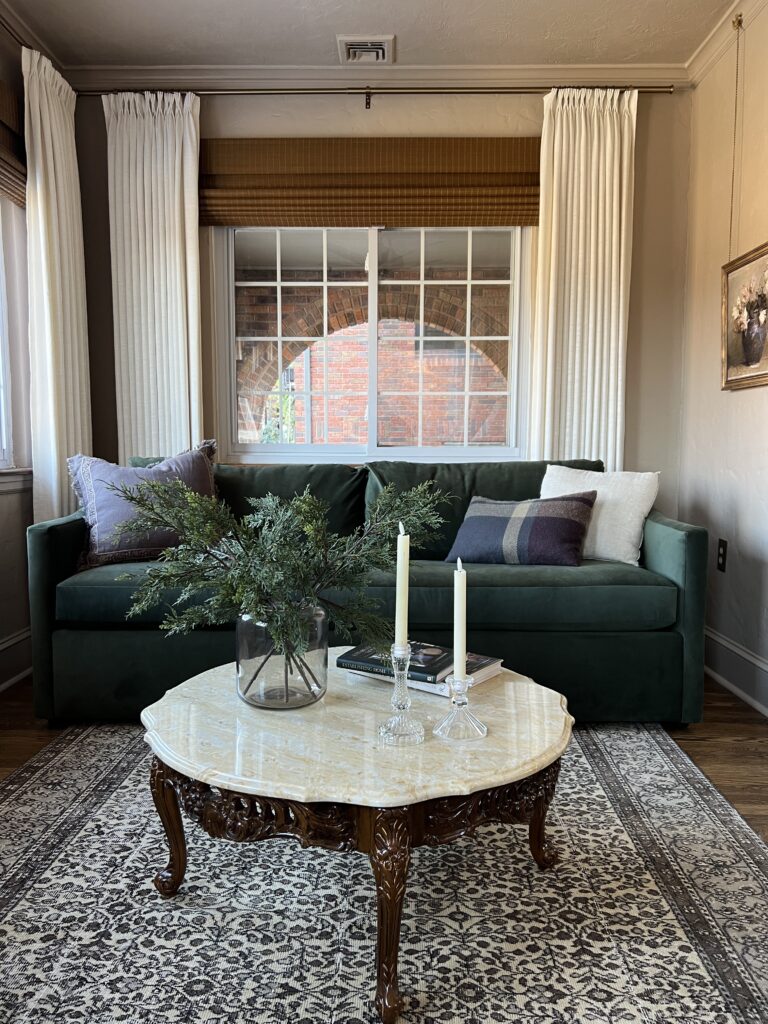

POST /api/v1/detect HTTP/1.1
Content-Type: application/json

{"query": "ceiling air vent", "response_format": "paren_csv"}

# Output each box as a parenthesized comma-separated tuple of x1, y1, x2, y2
(337, 35, 395, 65)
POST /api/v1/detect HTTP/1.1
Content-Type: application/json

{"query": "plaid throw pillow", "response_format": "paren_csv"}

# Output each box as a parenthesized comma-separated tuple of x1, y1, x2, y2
(446, 491, 598, 567)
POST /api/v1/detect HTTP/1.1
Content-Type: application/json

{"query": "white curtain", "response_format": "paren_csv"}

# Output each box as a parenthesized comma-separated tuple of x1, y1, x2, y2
(23, 49, 92, 521)
(102, 92, 202, 462)
(529, 88, 638, 471)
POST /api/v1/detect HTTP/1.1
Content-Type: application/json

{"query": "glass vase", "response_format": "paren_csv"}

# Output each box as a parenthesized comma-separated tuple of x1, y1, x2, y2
(236, 607, 328, 709)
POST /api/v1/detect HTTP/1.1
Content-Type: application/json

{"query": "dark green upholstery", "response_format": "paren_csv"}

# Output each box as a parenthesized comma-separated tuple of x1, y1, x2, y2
(365, 459, 604, 558)
(58, 558, 678, 632)
(27, 461, 708, 725)
(214, 463, 367, 535)
(334, 560, 677, 632)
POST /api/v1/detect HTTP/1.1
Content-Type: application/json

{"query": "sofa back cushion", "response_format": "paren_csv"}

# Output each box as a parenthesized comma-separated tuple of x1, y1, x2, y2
(214, 463, 368, 536)
(365, 460, 604, 559)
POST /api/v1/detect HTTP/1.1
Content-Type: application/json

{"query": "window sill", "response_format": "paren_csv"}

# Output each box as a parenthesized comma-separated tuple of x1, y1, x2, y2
(0, 468, 32, 494)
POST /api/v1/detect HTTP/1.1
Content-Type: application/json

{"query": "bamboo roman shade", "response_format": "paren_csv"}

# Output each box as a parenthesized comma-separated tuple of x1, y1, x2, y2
(0, 81, 25, 207)
(199, 137, 540, 227)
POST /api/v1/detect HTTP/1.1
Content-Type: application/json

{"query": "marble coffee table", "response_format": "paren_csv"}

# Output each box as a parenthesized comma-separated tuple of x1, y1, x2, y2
(141, 649, 573, 1023)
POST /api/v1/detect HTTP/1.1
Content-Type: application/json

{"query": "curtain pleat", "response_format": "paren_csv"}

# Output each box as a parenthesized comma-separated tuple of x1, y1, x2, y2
(23, 48, 92, 522)
(529, 88, 637, 471)
(199, 137, 540, 227)
(103, 91, 202, 462)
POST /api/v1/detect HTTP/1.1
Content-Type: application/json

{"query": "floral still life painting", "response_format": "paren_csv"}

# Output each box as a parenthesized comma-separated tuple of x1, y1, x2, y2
(722, 240, 768, 390)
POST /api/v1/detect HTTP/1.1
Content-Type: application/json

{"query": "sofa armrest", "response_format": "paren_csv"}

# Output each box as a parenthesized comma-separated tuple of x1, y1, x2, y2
(641, 510, 708, 722)
(27, 512, 87, 719)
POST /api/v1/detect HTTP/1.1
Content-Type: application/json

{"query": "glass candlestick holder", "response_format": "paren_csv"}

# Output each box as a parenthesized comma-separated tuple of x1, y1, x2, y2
(378, 643, 425, 746)
(433, 674, 488, 741)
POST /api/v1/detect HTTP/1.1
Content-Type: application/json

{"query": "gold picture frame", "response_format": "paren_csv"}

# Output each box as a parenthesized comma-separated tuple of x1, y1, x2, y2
(722, 239, 768, 390)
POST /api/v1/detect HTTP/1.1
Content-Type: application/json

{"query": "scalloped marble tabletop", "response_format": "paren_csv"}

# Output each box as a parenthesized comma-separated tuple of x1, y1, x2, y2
(141, 647, 574, 808)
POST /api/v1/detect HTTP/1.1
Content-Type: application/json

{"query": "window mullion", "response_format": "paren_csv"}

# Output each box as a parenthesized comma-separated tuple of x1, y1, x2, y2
(322, 229, 328, 444)
(464, 230, 472, 448)
(276, 229, 284, 443)
(367, 227, 379, 457)
(418, 229, 425, 447)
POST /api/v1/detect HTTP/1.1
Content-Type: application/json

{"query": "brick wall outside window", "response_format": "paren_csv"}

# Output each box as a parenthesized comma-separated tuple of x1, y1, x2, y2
(235, 270, 511, 446)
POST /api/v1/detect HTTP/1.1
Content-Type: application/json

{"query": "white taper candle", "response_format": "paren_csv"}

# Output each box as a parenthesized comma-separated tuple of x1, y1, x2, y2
(394, 522, 410, 648)
(454, 556, 467, 679)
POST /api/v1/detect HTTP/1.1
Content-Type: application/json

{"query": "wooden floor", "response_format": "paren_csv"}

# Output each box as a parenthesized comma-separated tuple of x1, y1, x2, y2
(1, 674, 767, 841)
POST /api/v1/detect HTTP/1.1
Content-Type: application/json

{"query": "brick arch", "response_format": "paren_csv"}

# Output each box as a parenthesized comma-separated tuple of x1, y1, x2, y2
(236, 285, 509, 440)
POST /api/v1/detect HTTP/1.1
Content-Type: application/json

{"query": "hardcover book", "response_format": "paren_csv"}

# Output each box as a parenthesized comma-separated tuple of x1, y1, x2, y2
(336, 643, 503, 696)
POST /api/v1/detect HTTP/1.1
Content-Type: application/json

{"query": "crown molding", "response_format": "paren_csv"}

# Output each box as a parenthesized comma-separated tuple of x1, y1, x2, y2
(65, 61, 691, 95)
(0, 0, 58, 63)
(687, 0, 768, 85)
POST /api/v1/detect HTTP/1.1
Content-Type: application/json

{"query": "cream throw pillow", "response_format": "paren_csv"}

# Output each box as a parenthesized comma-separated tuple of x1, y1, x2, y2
(539, 465, 659, 565)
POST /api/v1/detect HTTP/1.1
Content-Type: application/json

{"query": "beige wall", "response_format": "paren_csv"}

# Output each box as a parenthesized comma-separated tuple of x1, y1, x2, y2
(680, 10, 768, 710)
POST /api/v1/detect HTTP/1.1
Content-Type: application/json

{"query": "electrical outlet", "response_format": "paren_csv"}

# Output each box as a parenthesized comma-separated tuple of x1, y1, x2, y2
(717, 538, 728, 572)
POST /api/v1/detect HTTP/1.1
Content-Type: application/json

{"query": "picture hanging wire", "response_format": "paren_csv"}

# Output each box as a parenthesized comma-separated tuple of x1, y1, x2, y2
(729, 13, 744, 261)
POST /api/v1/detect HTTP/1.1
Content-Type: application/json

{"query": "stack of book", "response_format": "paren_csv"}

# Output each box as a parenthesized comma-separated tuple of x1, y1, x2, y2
(336, 642, 503, 698)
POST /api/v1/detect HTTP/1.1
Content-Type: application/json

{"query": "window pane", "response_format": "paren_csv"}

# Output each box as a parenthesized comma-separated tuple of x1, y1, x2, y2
(328, 230, 368, 281)
(328, 395, 367, 443)
(422, 339, 465, 393)
(309, 395, 325, 443)
(471, 285, 510, 336)
(469, 340, 509, 392)
(328, 286, 368, 335)
(378, 284, 420, 334)
(468, 395, 508, 445)
(326, 331, 368, 394)
(282, 339, 316, 390)
(292, 396, 308, 444)
(283, 394, 322, 445)
(472, 231, 511, 280)
(421, 394, 465, 445)
(280, 229, 323, 281)
(378, 337, 420, 393)
(237, 392, 279, 444)
(235, 286, 277, 337)
(424, 285, 467, 337)
(235, 229, 277, 281)
(281, 286, 323, 337)
(377, 394, 418, 446)
(237, 340, 280, 399)
(424, 231, 467, 280)
(378, 231, 420, 279)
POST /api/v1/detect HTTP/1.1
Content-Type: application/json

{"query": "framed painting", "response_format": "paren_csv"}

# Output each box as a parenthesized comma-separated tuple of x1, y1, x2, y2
(722, 240, 768, 390)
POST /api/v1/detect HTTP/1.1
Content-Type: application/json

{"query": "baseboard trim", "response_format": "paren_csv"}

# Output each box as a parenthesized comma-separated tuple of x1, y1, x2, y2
(705, 627, 768, 676)
(0, 627, 30, 654)
(0, 666, 31, 695)
(705, 666, 768, 720)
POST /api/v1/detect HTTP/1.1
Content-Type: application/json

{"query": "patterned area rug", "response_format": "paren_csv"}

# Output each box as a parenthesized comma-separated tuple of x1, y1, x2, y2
(0, 724, 767, 1024)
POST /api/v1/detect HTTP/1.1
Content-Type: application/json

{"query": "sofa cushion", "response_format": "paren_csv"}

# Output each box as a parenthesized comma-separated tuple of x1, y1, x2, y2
(214, 463, 367, 536)
(365, 460, 604, 559)
(56, 557, 677, 632)
(56, 562, 203, 625)
(363, 559, 677, 632)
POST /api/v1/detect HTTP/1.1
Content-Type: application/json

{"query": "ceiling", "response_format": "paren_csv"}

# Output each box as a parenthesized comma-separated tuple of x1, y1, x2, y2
(4, 0, 733, 71)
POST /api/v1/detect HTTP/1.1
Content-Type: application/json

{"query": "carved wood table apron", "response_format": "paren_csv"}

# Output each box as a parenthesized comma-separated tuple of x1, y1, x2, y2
(141, 649, 574, 1024)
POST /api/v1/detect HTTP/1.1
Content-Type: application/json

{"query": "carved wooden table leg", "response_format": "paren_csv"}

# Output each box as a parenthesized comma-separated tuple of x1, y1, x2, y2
(527, 760, 560, 870)
(149, 756, 187, 897)
(368, 807, 412, 1024)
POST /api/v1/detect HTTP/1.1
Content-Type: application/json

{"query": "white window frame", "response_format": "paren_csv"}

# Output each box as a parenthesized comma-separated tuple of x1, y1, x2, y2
(214, 226, 533, 465)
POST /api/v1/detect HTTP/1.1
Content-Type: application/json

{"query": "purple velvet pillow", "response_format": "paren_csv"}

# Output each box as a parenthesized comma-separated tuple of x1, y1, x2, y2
(67, 442, 216, 566)
(446, 491, 597, 567)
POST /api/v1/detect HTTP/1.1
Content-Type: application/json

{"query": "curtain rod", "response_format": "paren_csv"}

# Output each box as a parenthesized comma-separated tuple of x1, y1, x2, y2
(77, 84, 676, 101)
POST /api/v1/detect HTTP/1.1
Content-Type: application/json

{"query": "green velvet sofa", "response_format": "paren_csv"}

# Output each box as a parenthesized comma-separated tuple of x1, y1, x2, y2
(27, 459, 708, 725)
